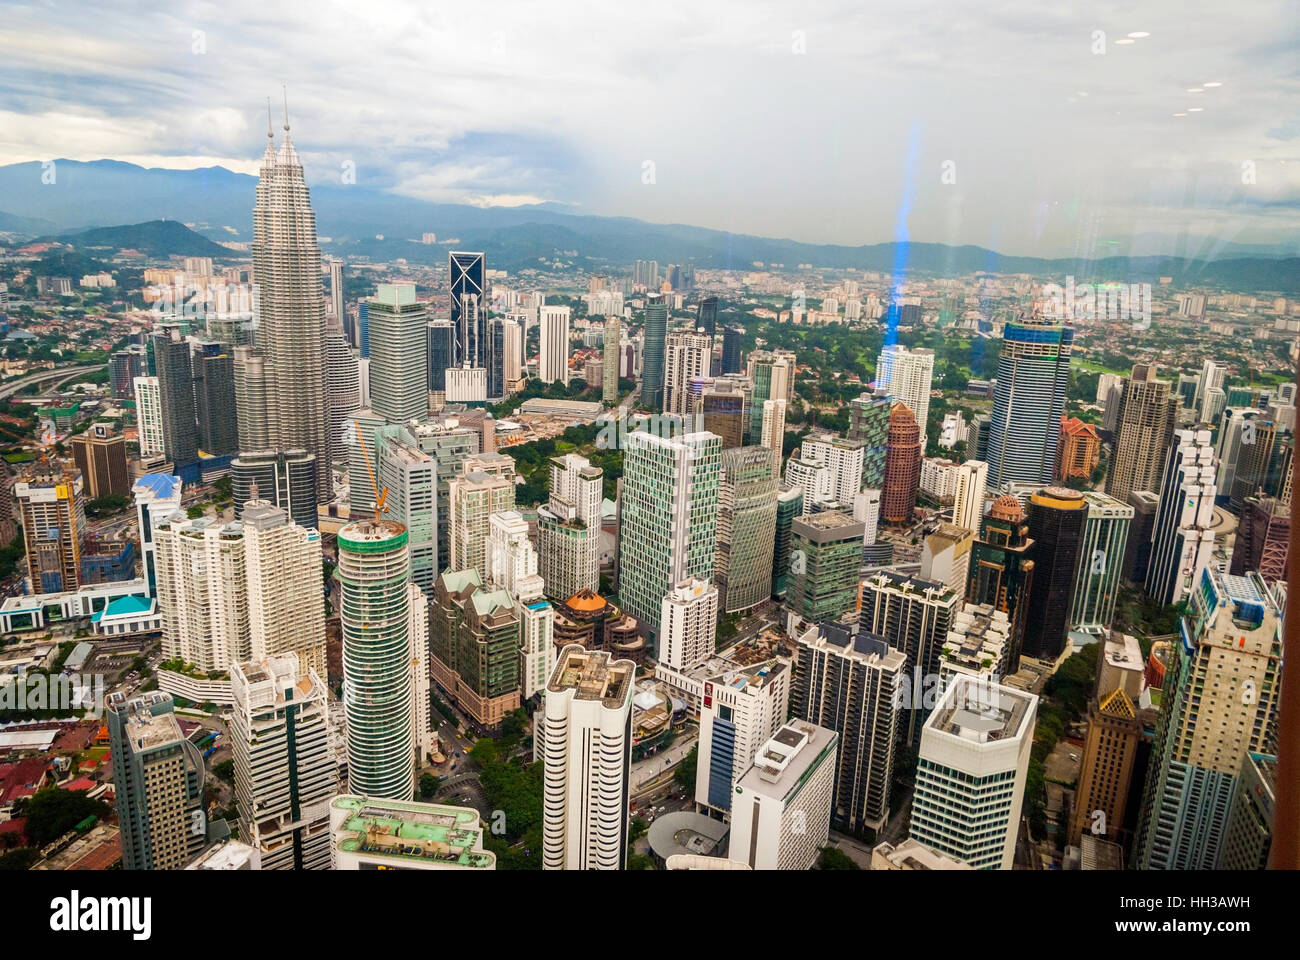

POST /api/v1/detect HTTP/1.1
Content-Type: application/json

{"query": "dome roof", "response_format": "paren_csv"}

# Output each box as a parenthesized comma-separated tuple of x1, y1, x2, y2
(989, 494, 1025, 522)
(566, 589, 608, 613)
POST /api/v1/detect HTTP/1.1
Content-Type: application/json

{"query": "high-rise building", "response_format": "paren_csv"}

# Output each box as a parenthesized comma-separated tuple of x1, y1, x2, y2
(986, 316, 1073, 487)
(108, 692, 212, 870)
(771, 486, 805, 599)
(69, 423, 129, 500)
(638, 294, 669, 411)
(133, 472, 182, 596)
(701, 376, 751, 450)
(659, 578, 718, 672)
(538, 304, 572, 385)
(1135, 570, 1282, 870)
(876, 345, 934, 441)
(746, 350, 795, 444)
(727, 720, 838, 870)
(541, 645, 636, 870)
(431, 567, 521, 730)
(231, 448, 319, 530)
(787, 511, 865, 625)
(152, 325, 198, 473)
(965, 495, 1036, 674)
(231, 655, 336, 869)
(715, 446, 778, 615)
(375, 428, 438, 594)
(696, 295, 719, 338)
(1122, 489, 1161, 584)
(1145, 427, 1217, 606)
(791, 622, 905, 831)
(448, 453, 516, 582)
(15, 467, 84, 594)
(252, 113, 330, 499)
(1107, 364, 1178, 503)
(109, 346, 145, 400)
(408, 581, 434, 764)
(1022, 487, 1089, 663)
(426, 318, 456, 400)
(618, 429, 721, 653)
(952, 459, 988, 534)
(336, 518, 414, 801)
(882, 402, 922, 524)
(663, 331, 712, 415)
(133, 375, 165, 457)
(232, 345, 270, 454)
(448, 252, 486, 368)
(1217, 752, 1277, 870)
(242, 498, 328, 678)
(368, 283, 429, 423)
(537, 454, 603, 601)
(1056, 416, 1101, 482)
(800, 434, 865, 508)
(1231, 495, 1289, 584)
(1226, 415, 1277, 512)
(759, 398, 787, 476)
(721, 325, 744, 375)
(324, 315, 361, 473)
(486, 511, 555, 701)
(602, 315, 621, 403)
(329, 795, 496, 870)
(848, 393, 892, 489)
(1069, 491, 1133, 634)
(909, 676, 1038, 869)
(191, 341, 238, 456)
(329, 258, 345, 330)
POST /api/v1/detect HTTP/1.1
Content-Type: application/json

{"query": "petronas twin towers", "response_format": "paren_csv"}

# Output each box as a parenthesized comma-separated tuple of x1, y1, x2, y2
(235, 102, 331, 516)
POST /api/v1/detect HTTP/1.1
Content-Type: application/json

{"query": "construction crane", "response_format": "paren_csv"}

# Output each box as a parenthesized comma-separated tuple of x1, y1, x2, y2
(352, 418, 389, 522)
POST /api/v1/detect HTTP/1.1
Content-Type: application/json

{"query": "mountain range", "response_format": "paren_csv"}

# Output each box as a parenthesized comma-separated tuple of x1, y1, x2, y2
(2, 159, 1297, 293)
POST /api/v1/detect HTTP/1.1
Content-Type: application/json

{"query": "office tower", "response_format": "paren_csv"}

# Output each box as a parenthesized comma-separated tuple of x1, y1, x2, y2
(358, 302, 370, 359)
(329, 795, 496, 870)
(701, 376, 751, 450)
(230, 656, 336, 869)
(602, 315, 621, 403)
(109, 346, 145, 400)
(659, 578, 718, 672)
(721, 325, 744, 375)
(882, 402, 922, 524)
(336, 518, 414, 801)
(415, 422, 479, 570)
(1021, 487, 1088, 662)
(787, 511, 865, 624)
(784, 454, 833, 512)
(324, 315, 361, 472)
(541, 645, 636, 870)
(664, 331, 712, 415)
(1057, 416, 1101, 482)
(69, 423, 129, 500)
(715, 446, 778, 615)
(231, 448, 318, 530)
(1068, 491, 1133, 633)
(329, 258, 345, 325)
(503, 315, 525, 388)
(374, 427, 437, 594)
(920, 523, 974, 595)
(728, 719, 838, 870)
(986, 316, 1073, 486)
(1217, 753, 1277, 870)
(1216, 408, 1265, 499)
(1232, 495, 1289, 584)
(966, 495, 1036, 674)
(910, 676, 1037, 869)
(252, 113, 330, 499)
(232, 345, 270, 453)
(1228, 417, 1277, 511)
(952, 459, 988, 534)
(969, 412, 991, 460)
(538, 304, 572, 385)
(430, 565, 522, 729)
(407, 581, 434, 766)
(485, 512, 555, 700)
(1145, 427, 1217, 606)
(347, 408, 387, 517)
(1107, 364, 1178, 502)
(848, 393, 892, 488)
(154, 512, 250, 673)
(876, 345, 934, 441)
(537, 454, 603, 601)
(1136, 570, 1282, 870)
(1194, 358, 1227, 421)
(448, 252, 486, 367)
(367, 283, 428, 423)
(448, 453, 516, 582)
(696, 295, 719, 339)
(759, 399, 787, 476)
(426, 318, 456, 400)
(746, 350, 795, 444)
(618, 430, 721, 653)
(771, 486, 805, 599)
(242, 498, 328, 678)
(791, 623, 904, 831)
(132, 472, 181, 596)
(1067, 632, 1144, 848)
(190, 341, 238, 456)
(1122, 489, 1160, 584)
(152, 325, 198, 473)
(133, 375, 165, 457)
(14, 467, 84, 594)
(858, 570, 960, 744)
(640, 294, 668, 410)
(107, 692, 210, 870)
(694, 656, 791, 818)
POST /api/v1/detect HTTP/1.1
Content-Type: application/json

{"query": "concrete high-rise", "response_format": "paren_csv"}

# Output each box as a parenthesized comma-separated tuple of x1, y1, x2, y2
(231, 448, 318, 530)
(152, 325, 198, 474)
(965, 495, 1036, 674)
(538, 454, 603, 601)
(539, 304, 572, 385)
(848, 393, 893, 488)
(133, 375, 165, 457)
(986, 316, 1073, 486)
(242, 498, 328, 678)
(882, 402, 922, 524)
(876, 345, 934, 441)
(70, 423, 129, 500)
(746, 350, 795, 444)
(324, 315, 361, 473)
(640, 294, 668, 410)
(715, 446, 778, 615)
(1231, 495, 1289, 584)
(336, 519, 414, 801)
(664, 331, 712, 415)
(1107, 364, 1178, 503)
(541, 645, 636, 870)
(787, 511, 865, 625)
(701, 376, 751, 450)
(486, 511, 555, 701)
(1144, 427, 1218, 606)
(448, 453, 516, 582)
(132, 472, 182, 597)
(375, 427, 437, 594)
(1069, 491, 1133, 635)
(191, 341, 238, 457)
(602, 315, 621, 403)
(659, 578, 718, 672)
(951, 459, 988, 534)
(368, 283, 429, 423)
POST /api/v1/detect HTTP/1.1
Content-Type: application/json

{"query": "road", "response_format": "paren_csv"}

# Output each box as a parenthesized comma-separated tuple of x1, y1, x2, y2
(0, 364, 103, 400)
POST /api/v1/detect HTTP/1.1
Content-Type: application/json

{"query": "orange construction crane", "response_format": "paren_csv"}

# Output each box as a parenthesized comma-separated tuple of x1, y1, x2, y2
(352, 418, 389, 521)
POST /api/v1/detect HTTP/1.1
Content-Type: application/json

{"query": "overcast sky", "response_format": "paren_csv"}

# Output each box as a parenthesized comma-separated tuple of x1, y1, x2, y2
(2, 0, 1297, 257)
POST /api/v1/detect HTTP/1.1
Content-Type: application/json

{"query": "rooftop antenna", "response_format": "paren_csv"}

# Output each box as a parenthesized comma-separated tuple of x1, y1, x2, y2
(266, 97, 273, 141)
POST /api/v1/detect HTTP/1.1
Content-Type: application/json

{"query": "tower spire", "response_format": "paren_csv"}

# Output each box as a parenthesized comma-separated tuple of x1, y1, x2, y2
(266, 97, 273, 141)
(282, 84, 290, 133)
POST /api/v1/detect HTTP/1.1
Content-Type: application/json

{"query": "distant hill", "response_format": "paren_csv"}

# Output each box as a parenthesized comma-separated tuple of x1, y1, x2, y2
(51, 220, 234, 259)
(0, 159, 1296, 293)
(0, 210, 57, 235)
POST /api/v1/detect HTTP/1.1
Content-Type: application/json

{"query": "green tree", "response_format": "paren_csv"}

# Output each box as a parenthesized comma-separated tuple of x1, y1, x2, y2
(418, 773, 439, 800)
(626, 853, 654, 870)
(675, 744, 698, 791)
(20, 787, 111, 848)
(816, 846, 860, 870)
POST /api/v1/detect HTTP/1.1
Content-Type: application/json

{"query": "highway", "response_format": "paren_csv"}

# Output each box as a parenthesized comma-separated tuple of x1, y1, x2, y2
(0, 363, 103, 401)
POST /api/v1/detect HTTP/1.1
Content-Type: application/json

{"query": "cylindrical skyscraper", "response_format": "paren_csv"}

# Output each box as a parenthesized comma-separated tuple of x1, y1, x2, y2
(986, 316, 1073, 486)
(1023, 487, 1089, 662)
(337, 518, 414, 801)
(640, 294, 668, 411)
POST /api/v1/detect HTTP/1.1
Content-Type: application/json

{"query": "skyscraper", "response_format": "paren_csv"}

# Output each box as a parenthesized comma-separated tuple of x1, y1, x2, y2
(538, 304, 571, 385)
(191, 341, 238, 456)
(538, 454, 603, 601)
(618, 429, 721, 653)
(882, 402, 922, 524)
(876, 345, 935, 441)
(848, 393, 893, 488)
(324, 315, 361, 472)
(1145, 427, 1218, 606)
(132, 472, 182, 597)
(448, 453, 517, 582)
(951, 459, 988, 534)
(426, 318, 456, 400)
(696, 295, 719, 338)
(375, 428, 438, 595)
(1231, 495, 1289, 584)
(986, 316, 1073, 486)
(242, 497, 328, 678)
(448, 251, 486, 368)
(69, 423, 129, 500)
(640, 294, 668, 410)
(602, 315, 621, 403)
(152, 325, 198, 475)
(336, 518, 414, 801)
(486, 511, 555, 701)
(252, 109, 329, 500)
(430, 566, 521, 730)
(368, 283, 428, 423)
(721, 325, 744, 376)
(659, 578, 718, 672)
(715, 445, 778, 615)
(787, 511, 865, 624)
(14, 467, 84, 594)
(965, 495, 1036, 674)
(1069, 491, 1133, 634)
(701, 376, 751, 450)
(133, 375, 165, 457)
(230, 448, 319, 530)
(746, 350, 795, 445)
(541, 645, 636, 870)
(1022, 487, 1088, 663)
(1107, 364, 1178, 503)
(664, 331, 712, 415)
(154, 512, 250, 674)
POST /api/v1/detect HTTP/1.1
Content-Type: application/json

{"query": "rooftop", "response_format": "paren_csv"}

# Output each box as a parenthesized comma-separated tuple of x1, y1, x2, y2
(549, 645, 635, 706)
(736, 720, 836, 802)
(331, 795, 494, 869)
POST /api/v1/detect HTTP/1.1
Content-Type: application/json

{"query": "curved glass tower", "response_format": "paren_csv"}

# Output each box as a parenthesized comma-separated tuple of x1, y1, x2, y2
(986, 317, 1073, 487)
(337, 519, 414, 801)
